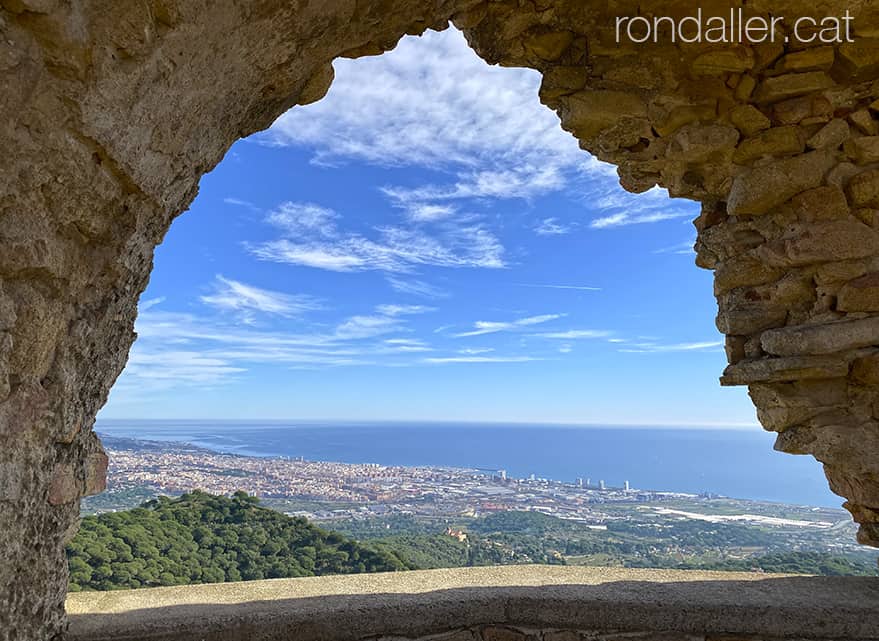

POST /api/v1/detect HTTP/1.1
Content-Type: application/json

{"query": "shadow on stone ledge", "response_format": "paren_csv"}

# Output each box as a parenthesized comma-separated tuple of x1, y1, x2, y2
(66, 566, 879, 641)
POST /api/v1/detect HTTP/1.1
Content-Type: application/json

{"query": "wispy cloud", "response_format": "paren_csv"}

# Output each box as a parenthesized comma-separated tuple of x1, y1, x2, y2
(267, 202, 338, 237)
(423, 356, 539, 364)
(384, 338, 433, 353)
(138, 296, 166, 312)
(455, 313, 561, 337)
(263, 28, 582, 172)
(334, 304, 435, 340)
(534, 329, 612, 340)
(200, 275, 321, 323)
(387, 277, 450, 299)
(115, 301, 440, 391)
(516, 283, 602, 292)
(250, 202, 505, 273)
(653, 239, 696, 255)
(405, 203, 458, 222)
(618, 340, 723, 353)
(458, 347, 494, 355)
(376, 304, 436, 316)
(587, 186, 696, 229)
(534, 217, 570, 236)
(223, 197, 260, 212)
(260, 28, 604, 222)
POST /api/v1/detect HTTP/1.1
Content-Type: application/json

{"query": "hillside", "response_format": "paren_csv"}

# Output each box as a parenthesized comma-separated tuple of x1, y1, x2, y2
(67, 491, 408, 591)
(68, 494, 879, 591)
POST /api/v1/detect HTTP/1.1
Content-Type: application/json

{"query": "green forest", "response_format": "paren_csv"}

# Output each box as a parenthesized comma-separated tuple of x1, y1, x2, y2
(67, 491, 407, 591)
(68, 493, 878, 591)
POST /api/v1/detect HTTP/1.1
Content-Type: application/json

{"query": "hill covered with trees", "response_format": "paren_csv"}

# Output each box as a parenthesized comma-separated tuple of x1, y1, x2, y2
(67, 491, 408, 591)
(69, 495, 878, 591)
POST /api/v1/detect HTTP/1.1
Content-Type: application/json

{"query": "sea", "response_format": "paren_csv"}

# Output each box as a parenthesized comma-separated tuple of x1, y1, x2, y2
(96, 420, 841, 508)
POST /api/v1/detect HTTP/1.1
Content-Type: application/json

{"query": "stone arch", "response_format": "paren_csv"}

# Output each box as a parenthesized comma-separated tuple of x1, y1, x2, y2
(3, 1, 879, 638)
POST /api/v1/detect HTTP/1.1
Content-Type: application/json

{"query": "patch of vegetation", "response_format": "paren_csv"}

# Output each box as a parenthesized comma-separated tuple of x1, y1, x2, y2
(67, 491, 407, 591)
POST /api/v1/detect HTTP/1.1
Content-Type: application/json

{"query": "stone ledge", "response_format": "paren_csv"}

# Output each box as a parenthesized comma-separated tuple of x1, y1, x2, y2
(66, 566, 879, 641)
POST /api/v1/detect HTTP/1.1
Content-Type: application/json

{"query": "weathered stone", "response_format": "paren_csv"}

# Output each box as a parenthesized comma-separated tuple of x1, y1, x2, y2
(774, 47, 835, 74)
(734, 74, 756, 101)
(754, 71, 835, 103)
(847, 169, 879, 207)
(692, 47, 754, 75)
(845, 136, 879, 164)
(732, 126, 803, 164)
(524, 30, 574, 61)
(788, 185, 849, 222)
(716, 274, 813, 335)
(849, 108, 879, 136)
(749, 378, 848, 432)
(854, 208, 879, 227)
(762, 316, 879, 356)
(721, 355, 851, 385)
(833, 39, 879, 82)
(728, 104, 770, 137)
(668, 123, 738, 163)
(806, 118, 850, 150)
(560, 91, 647, 141)
(759, 219, 879, 267)
(727, 151, 834, 215)
(540, 632, 584, 641)
(47, 464, 78, 506)
(838, 272, 879, 312)
(6, 3, 879, 638)
(653, 104, 716, 138)
(851, 351, 879, 385)
(83, 451, 109, 497)
(724, 335, 747, 364)
(827, 162, 862, 189)
(481, 626, 535, 641)
(771, 96, 813, 125)
(713, 252, 785, 294)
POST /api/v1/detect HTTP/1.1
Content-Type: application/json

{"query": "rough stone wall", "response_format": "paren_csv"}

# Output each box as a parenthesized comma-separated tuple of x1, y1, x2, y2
(460, 0, 879, 548)
(3, 0, 879, 639)
(382, 627, 839, 641)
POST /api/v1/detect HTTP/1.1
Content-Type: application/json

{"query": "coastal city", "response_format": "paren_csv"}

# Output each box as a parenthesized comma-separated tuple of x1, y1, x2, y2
(89, 435, 863, 553)
(95, 435, 654, 521)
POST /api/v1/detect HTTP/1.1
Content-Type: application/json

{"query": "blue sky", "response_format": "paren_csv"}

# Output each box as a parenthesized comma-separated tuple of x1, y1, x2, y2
(99, 27, 756, 426)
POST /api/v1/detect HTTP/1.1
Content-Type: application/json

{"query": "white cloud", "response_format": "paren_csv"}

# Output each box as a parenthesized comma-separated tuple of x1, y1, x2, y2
(263, 28, 581, 173)
(138, 296, 166, 312)
(455, 313, 561, 337)
(516, 283, 602, 292)
(587, 186, 696, 229)
(260, 27, 605, 221)
(250, 203, 505, 273)
(383, 338, 433, 353)
(334, 303, 435, 339)
(458, 347, 494, 355)
(223, 197, 260, 212)
(200, 276, 321, 322)
(114, 303, 440, 391)
(653, 240, 696, 255)
(376, 304, 436, 316)
(406, 203, 458, 222)
(535, 329, 612, 340)
(387, 277, 450, 299)
(424, 356, 539, 364)
(267, 202, 338, 237)
(618, 340, 723, 353)
(535, 217, 570, 236)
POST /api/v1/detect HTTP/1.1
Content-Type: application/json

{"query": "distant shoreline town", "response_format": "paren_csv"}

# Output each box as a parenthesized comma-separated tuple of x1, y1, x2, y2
(93, 434, 841, 530)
